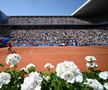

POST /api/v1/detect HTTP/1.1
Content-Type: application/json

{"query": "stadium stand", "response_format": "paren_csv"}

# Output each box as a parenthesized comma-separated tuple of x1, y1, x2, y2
(0, 16, 108, 47)
(8, 16, 90, 25)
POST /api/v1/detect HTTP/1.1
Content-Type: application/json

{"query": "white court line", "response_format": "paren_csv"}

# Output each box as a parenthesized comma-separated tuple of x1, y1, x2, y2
(29, 47, 35, 55)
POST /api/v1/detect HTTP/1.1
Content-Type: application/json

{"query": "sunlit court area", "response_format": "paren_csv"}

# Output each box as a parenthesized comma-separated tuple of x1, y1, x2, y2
(0, 46, 108, 72)
(0, 0, 108, 90)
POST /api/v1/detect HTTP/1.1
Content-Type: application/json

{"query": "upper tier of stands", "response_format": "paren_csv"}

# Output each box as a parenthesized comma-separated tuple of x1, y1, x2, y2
(7, 16, 90, 25)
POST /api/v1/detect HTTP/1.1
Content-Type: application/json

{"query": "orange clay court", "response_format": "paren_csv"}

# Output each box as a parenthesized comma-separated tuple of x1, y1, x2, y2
(0, 46, 108, 72)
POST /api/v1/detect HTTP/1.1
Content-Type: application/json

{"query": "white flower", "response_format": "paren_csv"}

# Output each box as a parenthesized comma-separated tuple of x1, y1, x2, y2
(85, 56, 96, 62)
(21, 72, 43, 90)
(21, 67, 27, 72)
(29, 72, 43, 85)
(99, 71, 108, 80)
(84, 79, 103, 90)
(86, 62, 98, 68)
(26, 63, 36, 73)
(26, 63, 36, 70)
(56, 61, 82, 83)
(75, 75, 83, 83)
(61, 71, 75, 83)
(104, 82, 108, 90)
(21, 77, 34, 90)
(35, 85, 41, 90)
(44, 63, 54, 69)
(6, 53, 21, 67)
(21, 64, 36, 73)
(0, 72, 11, 88)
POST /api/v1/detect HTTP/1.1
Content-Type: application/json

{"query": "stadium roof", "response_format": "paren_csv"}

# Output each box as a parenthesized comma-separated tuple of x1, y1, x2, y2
(72, 0, 108, 18)
(0, 0, 108, 17)
(0, 10, 8, 23)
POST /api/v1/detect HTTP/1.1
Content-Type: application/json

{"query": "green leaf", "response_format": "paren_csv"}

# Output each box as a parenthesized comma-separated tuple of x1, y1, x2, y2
(0, 64, 4, 67)
(28, 67, 36, 73)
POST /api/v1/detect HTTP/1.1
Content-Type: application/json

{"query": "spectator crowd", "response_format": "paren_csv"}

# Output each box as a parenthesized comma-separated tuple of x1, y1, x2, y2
(8, 16, 90, 25)
(9, 29, 108, 46)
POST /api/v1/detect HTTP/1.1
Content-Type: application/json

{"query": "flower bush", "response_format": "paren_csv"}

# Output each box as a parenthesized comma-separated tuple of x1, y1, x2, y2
(0, 72, 11, 89)
(0, 53, 108, 90)
(21, 72, 43, 90)
(6, 53, 21, 68)
(56, 61, 83, 83)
